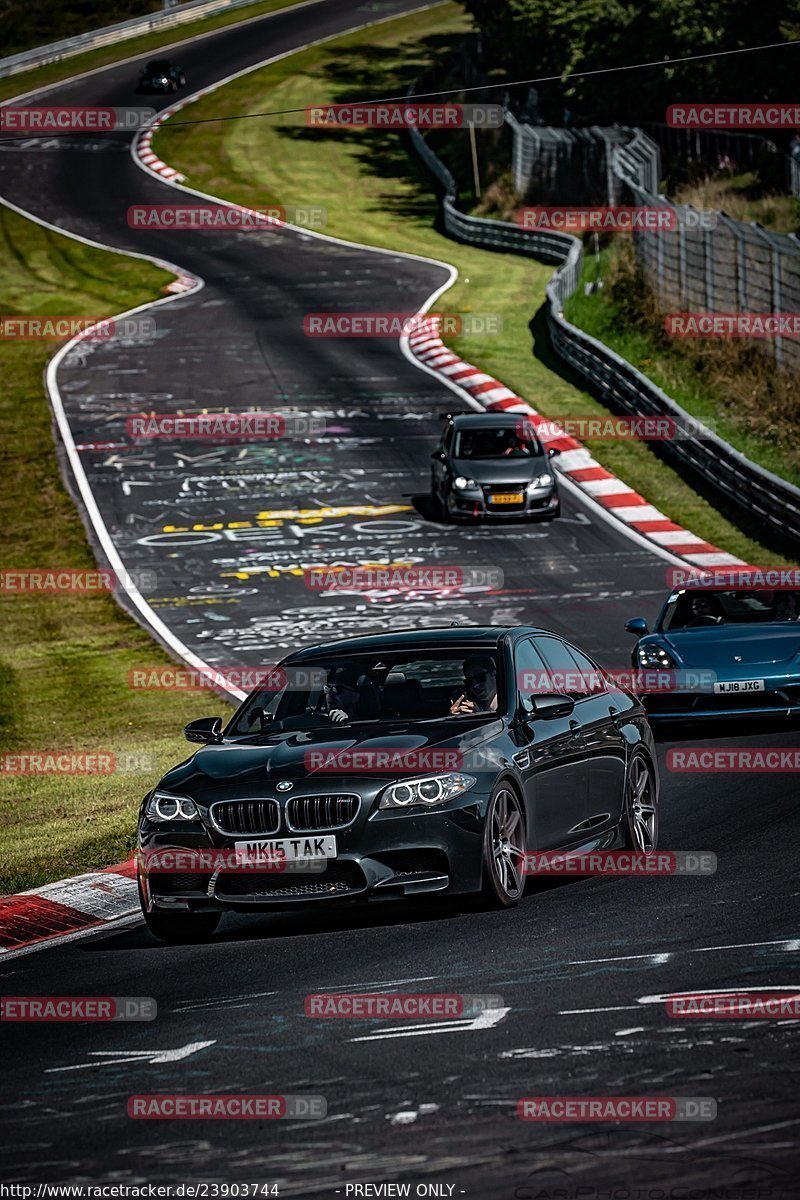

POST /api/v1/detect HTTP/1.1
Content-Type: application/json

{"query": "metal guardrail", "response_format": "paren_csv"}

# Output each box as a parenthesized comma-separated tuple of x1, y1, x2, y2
(789, 156, 800, 200)
(0, 0, 267, 80)
(407, 85, 800, 551)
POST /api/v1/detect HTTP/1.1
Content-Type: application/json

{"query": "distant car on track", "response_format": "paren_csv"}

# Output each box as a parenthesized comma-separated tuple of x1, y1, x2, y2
(626, 583, 800, 723)
(430, 411, 561, 522)
(137, 625, 658, 941)
(136, 59, 186, 93)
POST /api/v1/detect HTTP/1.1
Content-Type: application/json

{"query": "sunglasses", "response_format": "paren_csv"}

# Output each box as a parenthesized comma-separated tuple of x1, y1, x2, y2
(465, 671, 492, 686)
(324, 681, 357, 693)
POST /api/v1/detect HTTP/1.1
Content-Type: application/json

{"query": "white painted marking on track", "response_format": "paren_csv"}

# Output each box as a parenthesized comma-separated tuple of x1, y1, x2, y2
(46, 1040, 216, 1072)
(350, 1006, 509, 1042)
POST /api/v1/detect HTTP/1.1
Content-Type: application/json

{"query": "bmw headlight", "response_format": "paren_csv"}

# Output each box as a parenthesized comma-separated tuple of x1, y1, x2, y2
(637, 642, 676, 669)
(378, 772, 475, 810)
(453, 476, 479, 490)
(529, 473, 553, 489)
(144, 790, 200, 822)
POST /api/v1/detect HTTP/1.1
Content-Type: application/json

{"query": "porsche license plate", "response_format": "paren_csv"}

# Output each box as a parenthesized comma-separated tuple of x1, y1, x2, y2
(713, 679, 765, 694)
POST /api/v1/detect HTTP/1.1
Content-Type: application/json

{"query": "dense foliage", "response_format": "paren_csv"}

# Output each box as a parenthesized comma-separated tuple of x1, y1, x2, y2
(461, 0, 800, 126)
(0, 0, 163, 56)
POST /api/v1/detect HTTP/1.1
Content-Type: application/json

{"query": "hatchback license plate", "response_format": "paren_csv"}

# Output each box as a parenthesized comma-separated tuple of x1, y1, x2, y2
(489, 492, 524, 505)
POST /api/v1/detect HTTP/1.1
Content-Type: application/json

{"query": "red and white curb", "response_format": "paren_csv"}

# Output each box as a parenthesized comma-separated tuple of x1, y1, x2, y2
(137, 111, 187, 183)
(0, 861, 137, 956)
(408, 318, 746, 570)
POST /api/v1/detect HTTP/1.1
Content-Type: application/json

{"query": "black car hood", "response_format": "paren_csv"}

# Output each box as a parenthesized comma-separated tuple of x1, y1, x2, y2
(451, 456, 549, 484)
(161, 717, 505, 791)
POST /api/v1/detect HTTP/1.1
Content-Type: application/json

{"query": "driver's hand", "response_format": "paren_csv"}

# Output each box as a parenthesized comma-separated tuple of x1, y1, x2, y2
(450, 693, 476, 715)
(328, 708, 349, 724)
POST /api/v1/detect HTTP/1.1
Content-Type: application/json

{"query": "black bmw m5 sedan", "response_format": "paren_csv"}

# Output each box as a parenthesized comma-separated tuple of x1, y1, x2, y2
(137, 626, 659, 941)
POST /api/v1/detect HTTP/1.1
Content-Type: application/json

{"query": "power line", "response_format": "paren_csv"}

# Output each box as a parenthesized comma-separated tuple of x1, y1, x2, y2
(0, 35, 797, 142)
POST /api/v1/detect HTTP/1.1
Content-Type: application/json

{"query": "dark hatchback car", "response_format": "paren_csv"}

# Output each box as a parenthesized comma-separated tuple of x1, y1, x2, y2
(136, 59, 186, 93)
(430, 412, 561, 521)
(137, 627, 658, 942)
(626, 585, 800, 723)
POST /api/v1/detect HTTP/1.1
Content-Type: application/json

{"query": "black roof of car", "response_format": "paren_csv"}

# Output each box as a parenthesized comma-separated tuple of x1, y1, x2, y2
(146, 60, 176, 68)
(446, 412, 533, 428)
(285, 626, 545, 661)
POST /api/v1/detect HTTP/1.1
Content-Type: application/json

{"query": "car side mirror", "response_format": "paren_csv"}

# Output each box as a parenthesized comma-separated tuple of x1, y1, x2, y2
(547, 446, 561, 458)
(184, 716, 223, 744)
(526, 693, 575, 720)
(431, 450, 446, 460)
(625, 617, 649, 636)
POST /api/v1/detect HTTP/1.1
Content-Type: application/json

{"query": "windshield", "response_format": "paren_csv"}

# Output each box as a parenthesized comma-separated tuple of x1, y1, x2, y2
(229, 650, 503, 736)
(662, 589, 800, 630)
(454, 425, 541, 460)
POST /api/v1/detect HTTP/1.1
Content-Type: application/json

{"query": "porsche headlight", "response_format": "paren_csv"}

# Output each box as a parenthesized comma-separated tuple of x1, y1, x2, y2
(144, 790, 200, 822)
(378, 772, 475, 810)
(453, 476, 479, 490)
(637, 643, 676, 669)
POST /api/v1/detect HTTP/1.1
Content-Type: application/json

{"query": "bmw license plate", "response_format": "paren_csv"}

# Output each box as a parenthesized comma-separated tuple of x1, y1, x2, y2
(489, 492, 524, 505)
(713, 679, 765, 694)
(234, 835, 337, 865)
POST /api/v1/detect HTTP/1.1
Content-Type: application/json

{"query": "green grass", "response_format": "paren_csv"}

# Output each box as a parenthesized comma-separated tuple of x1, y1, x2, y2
(0, 208, 229, 893)
(153, 2, 791, 566)
(0, 0, 307, 103)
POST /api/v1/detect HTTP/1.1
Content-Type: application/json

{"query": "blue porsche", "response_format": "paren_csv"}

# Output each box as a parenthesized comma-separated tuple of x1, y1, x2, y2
(625, 584, 800, 723)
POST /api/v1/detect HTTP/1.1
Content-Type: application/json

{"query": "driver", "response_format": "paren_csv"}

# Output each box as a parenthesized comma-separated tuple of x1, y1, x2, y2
(503, 427, 532, 456)
(450, 656, 498, 715)
(322, 664, 363, 724)
(687, 594, 723, 626)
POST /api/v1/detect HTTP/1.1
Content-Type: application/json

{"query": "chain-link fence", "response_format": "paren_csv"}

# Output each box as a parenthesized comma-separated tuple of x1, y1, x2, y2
(611, 130, 800, 371)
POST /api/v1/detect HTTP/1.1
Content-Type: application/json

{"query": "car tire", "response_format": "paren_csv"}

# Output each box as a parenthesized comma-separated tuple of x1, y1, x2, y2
(138, 880, 221, 943)
(481, 783, 527, 908)
(622, 751, 659, 852)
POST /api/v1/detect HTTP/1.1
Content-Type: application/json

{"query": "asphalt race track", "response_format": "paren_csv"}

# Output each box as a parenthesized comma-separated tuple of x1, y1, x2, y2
(0, 0, 798, 1193)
